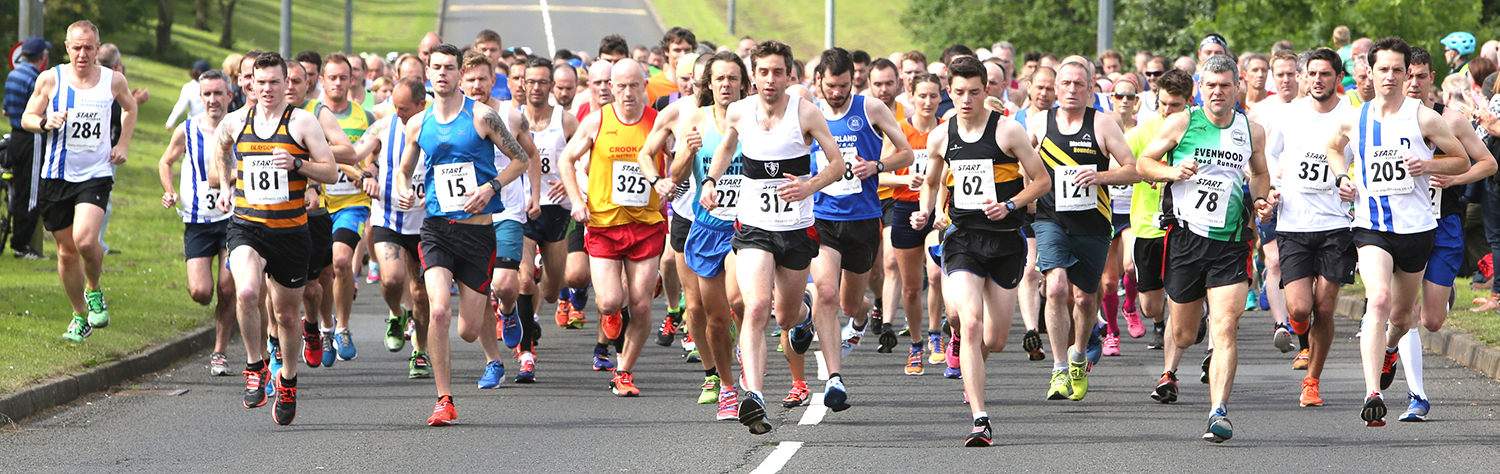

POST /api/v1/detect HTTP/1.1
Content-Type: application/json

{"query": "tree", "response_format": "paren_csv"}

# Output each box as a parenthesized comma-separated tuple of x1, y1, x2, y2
(157, 0, 175, 53)
(903, 0, 1099, 59)
(195, 0, 213, 31)
(1115, 0, 1215, 59)
(217, 0, 240, 49)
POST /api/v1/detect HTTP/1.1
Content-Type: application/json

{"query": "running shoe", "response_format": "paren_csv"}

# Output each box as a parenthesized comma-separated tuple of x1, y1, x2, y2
(1068, 361, 1088, 401)
(928, 333, 946, 365)
(427, 395, 456, 426)
(555, 300, 574, 328)
(876, 323, 898, 354)
(1201, 351, 1212, 384)
(824, 376, 850, 412)
(272, 376, 297, 425)
(682, 333, 697, 354)
(567, 303, 587, 329)
(321, 331, 337, 367)
(944, 366, 962, 379)
(656, 313, 677, 347)
(1273, 323, 1293, 353)
(905, 346, 924, 375)
(385, 311, 407, 352)
(365, 262, 380, 284)
(85, 290, 109, 328)
(840, 318, 865, 359)
(1124, 307, 1145, 338)
(1399, 392, 1429, 422)
(1023, 329, 1045, 361)
(1380, 350, 1399, 390)
(335, 328, 356, 361)
(1151, 371, 1178, 404)
(782, 381, 810, 408)
(243, 365, 270, 408)
(1203, 408, 1232, 443)
(302, 323, 322, 368)
(699, 375, 721, 404)
(717, 387, 739, 421)
(899, 327, 911, 337)
(788, 305, 816, 355)
(964, 417, 993, 447)
(593, 347, 614, 371)
(1195, 312, 1208, 345)
(62, 315, 92, 342)
(685, 350, 700, 363)
(1362, 391, 1387, 427)
(1103, 334, 1121, 357)
(478, 360, 505, 389)
(1292, 348, 1310, 370)
(602, 312, 623, 340)
(739, 391, 772, 435)
(515, 354, 535, 383)
(1085, 324, 1103, 370)
(500, 309, 523, 349)
(947, 334, 962, 369)
(1047, 370, 1071, 400)
(1147, 324, 1165, 350)
(409, 351, 432, 379)
(610, 371, 640, 397)
(1244, 289, 1258, 311)
(1300, 377, 1322, 407)
(210, 352, 230, 376)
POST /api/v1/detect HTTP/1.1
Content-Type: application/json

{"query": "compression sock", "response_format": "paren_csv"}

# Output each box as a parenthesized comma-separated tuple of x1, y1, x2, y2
(1102, 291, 1120, 335)
(1397, 328, 1426, 399)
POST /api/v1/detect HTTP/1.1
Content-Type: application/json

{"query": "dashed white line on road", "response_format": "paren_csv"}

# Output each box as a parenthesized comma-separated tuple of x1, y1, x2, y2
(749, 441, 803, 474)
(537, 0, 556, 56)
(449, 4, 647, 15)
(814, 350, 829, 381)
(798, 393, 827, 425)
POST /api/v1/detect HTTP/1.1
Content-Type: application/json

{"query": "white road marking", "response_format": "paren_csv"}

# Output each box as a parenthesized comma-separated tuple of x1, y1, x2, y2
(449, 4, 647, 15)
(814, 350, 829, 381)
(537, 0, 556, 56)
(749, 441, 803, 474)
(798, 393, 827, 425)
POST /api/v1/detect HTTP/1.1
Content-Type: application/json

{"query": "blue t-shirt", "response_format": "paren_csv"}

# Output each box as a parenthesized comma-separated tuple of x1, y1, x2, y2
(490, 73, 512, 101)
(418, 97, 503, 219)
(811, 94, 885, 221)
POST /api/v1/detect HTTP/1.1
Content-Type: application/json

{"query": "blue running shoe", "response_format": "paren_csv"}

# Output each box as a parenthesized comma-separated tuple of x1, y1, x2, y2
(1399, 392, 1429, 422)
(335, 328, 356, 361)
(1085, 323, 1103, 369)
(515, 357, 535, 383)
(321, 332, 337, 367)
(500, 310, 523, 349)
(1204, 407, 1233, 443)
(593, 347, 615, 371)
(788, 303, 815, 355)
(478, 360, 505, 388)
(267, 341, 284, 397)
(824, 377, 850, 412)
(1258, 286, 1270, 310)
(944, 366, 962, 379)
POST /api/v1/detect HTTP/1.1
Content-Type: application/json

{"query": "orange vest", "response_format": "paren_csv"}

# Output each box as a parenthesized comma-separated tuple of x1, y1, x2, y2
(587, 104, 664, 227)
(892, 117, 940, 202)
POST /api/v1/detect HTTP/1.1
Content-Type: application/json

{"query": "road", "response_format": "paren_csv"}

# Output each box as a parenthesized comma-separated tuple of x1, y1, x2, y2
(441, 0, 665, 59)
(2, 272, 1499, 472)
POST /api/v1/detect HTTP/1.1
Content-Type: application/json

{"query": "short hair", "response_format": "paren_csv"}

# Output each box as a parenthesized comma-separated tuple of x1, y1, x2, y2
(851, 50, 871, 65)
(815, 47, 854, 79)
(462, 49, 493, 73)
(97, 44, 121, 69)
(395, 76, 426, 100)
(696, 51, 749, 107)
(430, 43, 463, 64)
(1271, 40, 1295, 56)
(295, 51, 322, 73)
(1100, 49, 1123, 63)
(323, 51, 351, 75)
(1242, 52, 1269, 68)
(1298, 47, 1345, 75)
(902, 50, 928, 67)
(1023, 51, 1041, 63)
(870, 57, 897, 74)
(1368, 36, 1412, 69)
(1410, 46, 1433, 67)
(554, 49, 575, 62)
(67, 20, 100, 39)
(527, 57, 555, 74)
(241, 50, 264, 68)
(662, 27, 697, 50)
(197, 69, 231, 87)
(1156, 69, 1194, 100)
(750, 40, 794, 71)
(254, 52, 289, 77)
(993, 41, 1016, 55)
(1025, 65, 1055, 83)
(475, 29, 502, 45)
(1200, 54, 1239, 82)
(1332, 26, 1351, 46)
(947, 56, 986, 86)
(940, 44, 975, 66)
(983, 58, 1009, 80)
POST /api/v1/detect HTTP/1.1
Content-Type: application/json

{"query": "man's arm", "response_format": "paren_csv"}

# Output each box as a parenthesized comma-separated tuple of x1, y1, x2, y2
(1000, 120, 1053, 208)
(1136, 112, 1192, 182)
(1417, 106, 1470, 176)
(1247, 123, 1270, 205)
(20, 73, 57, 133)
(211, 112, 245, 210)
(111, 71, 139, 161)
(1435, 108, 1497, 187)
(479, 103, 531, 187)
(157, 124, 189, 206)
(698, 106, 741, 210)
(315, 107, 357, 165)
(289, 111, 341, 184)
(558, 111, 601, 211)
(862, 98, 914, 174)
(917, 124, 947, 216)
(636, 100, 682, 185)
(801, 100, 846, 192)
(394, 111, 426, 207)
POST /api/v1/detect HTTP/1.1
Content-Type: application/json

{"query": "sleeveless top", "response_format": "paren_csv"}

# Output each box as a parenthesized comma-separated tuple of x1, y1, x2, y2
(233, 106, 310, 229)
(944, 111, 1023, 231)
(1352, 98, 1437, 234)
(892, 117, 939, 202)
(490, 101, 531, 224)
(370, 114, 426, 235)
(877, 101, 907, 201)
(178, 117, 230, 224)
(1270, 97, 1355, 233)
(1164, 107, 1255, 241)
(1036, 107, 1111, 235)
(41, 65, 116, 182)
(417, 97, 502, 220)
(736, 97, 814, 231)
(811, 95, 885, 221)
(527, 104, 571, 209)
(586, 104, 663, 227)
(691, 106, 744, 229)
(307, 99, 374, 212)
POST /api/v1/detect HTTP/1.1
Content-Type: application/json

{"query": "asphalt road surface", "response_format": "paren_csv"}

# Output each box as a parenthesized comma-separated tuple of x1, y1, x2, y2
(442, 0, 665, 60)
(2, 274, 1499, 472)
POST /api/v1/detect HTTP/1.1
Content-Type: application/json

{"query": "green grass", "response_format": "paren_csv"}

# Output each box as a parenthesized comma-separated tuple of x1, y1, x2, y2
(653, 0, 920, 62)
(0, 0, 437, 394)
(1341, 276, 1500, 347)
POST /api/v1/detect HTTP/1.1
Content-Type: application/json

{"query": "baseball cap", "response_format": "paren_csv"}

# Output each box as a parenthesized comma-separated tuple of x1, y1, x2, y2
(21, 36, 51, 56)
(192, 60, 211, 71)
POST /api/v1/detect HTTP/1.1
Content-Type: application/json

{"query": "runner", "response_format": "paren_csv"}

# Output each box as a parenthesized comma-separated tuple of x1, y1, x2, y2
(286, 60, 351, 370)
(1012, 66, 1057, 362)
(1137, 54, 1271, 442)
(157, 69, 235, 375)
(355, 76, 433, 379)
(1025, 59, 1137, 402)
(22, 21, 139, 342)
(881, 72, 942, 374)
(646, 27, 697, 104)
(393, 43, 532, 426)
(557, 58, 666, 398)
(1251, 51, 1301, 358)
(909, 56, 1051, 446)
(520, 57, 581, 382)
(1099, 75, 1145, 358)
(698, 40, 848, 434)
(868, 56, 909, 344)
(311, 52, 376, 362)
(210, 52, 341, 424)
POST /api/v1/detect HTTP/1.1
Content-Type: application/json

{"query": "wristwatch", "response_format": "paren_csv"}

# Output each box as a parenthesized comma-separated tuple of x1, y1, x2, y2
(649, 176, 662, 187)
(702, 177, 717, 187)
(488, 178, 504, 193)
(875, 161, 885, 172)
(1004, 200, 1016, 211)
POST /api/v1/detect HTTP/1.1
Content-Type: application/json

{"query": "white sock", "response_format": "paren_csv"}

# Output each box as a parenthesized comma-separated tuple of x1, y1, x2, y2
(1397, 328, 1426, 399)
(519, 352, 535, 363)
(974, 411, 988, 421)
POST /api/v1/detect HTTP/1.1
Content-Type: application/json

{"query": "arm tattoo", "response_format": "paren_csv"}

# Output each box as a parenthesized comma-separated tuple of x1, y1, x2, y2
(485, 110, 530, 163)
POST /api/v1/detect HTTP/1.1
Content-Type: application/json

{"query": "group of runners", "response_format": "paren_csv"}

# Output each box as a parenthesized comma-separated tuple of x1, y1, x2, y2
(29, 17, 1493, 445)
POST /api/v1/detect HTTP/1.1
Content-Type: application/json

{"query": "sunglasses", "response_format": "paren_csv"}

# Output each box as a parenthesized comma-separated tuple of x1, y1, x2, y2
(1112, 92, 1138, 99)
(1143, 70, 1164, 77)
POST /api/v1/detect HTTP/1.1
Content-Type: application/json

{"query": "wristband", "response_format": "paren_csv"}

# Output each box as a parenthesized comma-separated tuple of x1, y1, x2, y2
(362, 171, 374, 179)
(1335, 175, 1348, 187)
(702, 177, 717, 187)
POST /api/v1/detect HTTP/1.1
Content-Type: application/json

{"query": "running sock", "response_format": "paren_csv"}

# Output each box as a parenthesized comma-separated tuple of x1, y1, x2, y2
(1386, 346, 1398, 355)
(852, 320, 866, 332)
(518, 294, 538, 351)
(303, 319, 318, 334)
(911, 343, 922, 350)
(1122, 273, 1137, 312)
(247, 360, 265, 372)
(595, 342, 609, 352)
(973, 411, 988, 422)
(1211, 403, 1226, 416)
(280, 374, 297, 387)
(558, 287, 572, 303)
(1068, 349, 1086, 365)
(829, 372, 841, 382)
(1398, 328, 1426, 399)
(1053, 361, 1067, 372)
(571, 286, 590, 309)
(873, 298, 883, 315)
(705, 368, 718, 378)
(928, 330, 942, 337)
(1298, 332, 1310, 350)
(518, 351, 534, 363)
(1102, 291, 1120, 335)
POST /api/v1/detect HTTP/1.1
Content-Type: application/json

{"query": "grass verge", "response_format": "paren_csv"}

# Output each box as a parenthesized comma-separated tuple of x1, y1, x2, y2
(1341, 276, 1500, 346)
(651, 0, 920, 62)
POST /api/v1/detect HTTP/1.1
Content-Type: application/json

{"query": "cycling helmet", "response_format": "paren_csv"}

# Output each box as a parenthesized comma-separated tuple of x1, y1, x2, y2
(1442, 32, 1476, 56)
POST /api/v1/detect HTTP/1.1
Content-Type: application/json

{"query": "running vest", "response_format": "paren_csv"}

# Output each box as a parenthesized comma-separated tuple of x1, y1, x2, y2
(307, 99, 374, 212)
(892, 117, 938, 202)
(944, 111, 1024, 231)
(1352, 98, 1436, 234)
(586, 103, 663, 227)
(811, 95, 884, 221)
(692, 106, 744, 228)
(178, 117, 230, 224)
(877, 101, 907, 201)
(1164, 107, 1254, 241)
(1127, 116, 1168, 239)
(527, 104, 570, 209)
(233, 106, 310, 229)
(1271, 97, 1355, 233)
(1036, 107, 1111, 235)
(370, 114, 425, 235)
(417, 97, 502, 220)
(1430, 102, 1464, 219)
(490, 101, 530, 224)
(41, 65, 116, 182)
(736, 97, 814, 232)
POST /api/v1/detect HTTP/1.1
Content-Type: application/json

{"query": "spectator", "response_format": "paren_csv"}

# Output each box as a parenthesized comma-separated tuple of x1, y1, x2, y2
(222, 53, 245, 111)
(164, 60, 210, 129)
(4, 36, 49, 259)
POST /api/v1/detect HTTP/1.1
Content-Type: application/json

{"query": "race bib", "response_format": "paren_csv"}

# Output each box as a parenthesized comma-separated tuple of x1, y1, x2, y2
(1365, 145, 1413, 197)
(1286, 148, 1335, 193)
(1109, 184, 1132, 202)
(1182, 175, 1230, 227)
(538, 149, 564, 206)
(708, 175, 742, 221)
(816, 148, 862, 196)
(325, 171, 360, 195)
(200, 186, 225, 215)
(1053, 165, 1098, 212)
(1428, 183, 1442, 218)
(242, 158, 289, 205)
(610, 160, 650, 207)
(951, 161, 996, 210)
(740, 178, 804, 228)
(907, 150, 930, 191)
(64, 108, 105, 153)
(433, 162, 477, 214)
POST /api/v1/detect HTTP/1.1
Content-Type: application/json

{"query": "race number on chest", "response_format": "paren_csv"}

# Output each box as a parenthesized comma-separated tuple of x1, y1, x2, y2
(433, 162, 477, 213)
(1053, 165, 1097, 212)
(816, 148, 862, 196)
(951, 161, 996, 210)
(243, 158, 290, 205)
(1182, 175, 1230, 227)
(611, 160, 650, 207)
(65, 108, 105, 153)
(1364, 145, 1413, 197)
